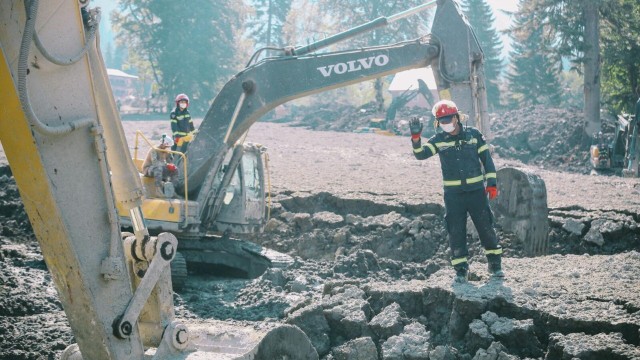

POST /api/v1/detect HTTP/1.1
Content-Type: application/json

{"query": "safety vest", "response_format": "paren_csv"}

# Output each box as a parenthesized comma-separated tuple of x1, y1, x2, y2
(412, 126, 497, 193)
(170, 108, 194, 138)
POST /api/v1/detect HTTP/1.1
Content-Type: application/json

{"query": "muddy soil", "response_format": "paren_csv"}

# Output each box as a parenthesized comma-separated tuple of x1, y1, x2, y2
(0, 109, 639, 359)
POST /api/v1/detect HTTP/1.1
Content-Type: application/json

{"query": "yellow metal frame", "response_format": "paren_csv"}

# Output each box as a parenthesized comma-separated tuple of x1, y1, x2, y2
(133, 130, 190, 221)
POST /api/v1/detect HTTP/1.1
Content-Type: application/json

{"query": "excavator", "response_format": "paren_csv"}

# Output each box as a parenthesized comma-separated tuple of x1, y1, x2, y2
(0, 0, 548, 358)
(589, 110, 639, 177)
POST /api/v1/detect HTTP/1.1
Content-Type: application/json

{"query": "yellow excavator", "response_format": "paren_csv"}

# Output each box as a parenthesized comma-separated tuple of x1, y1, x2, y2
(0, 0, 549, 358)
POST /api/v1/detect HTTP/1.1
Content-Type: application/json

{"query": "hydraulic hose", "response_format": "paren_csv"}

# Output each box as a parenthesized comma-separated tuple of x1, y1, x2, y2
(18, 0, 95, 136)
(33, 6, 101, 66)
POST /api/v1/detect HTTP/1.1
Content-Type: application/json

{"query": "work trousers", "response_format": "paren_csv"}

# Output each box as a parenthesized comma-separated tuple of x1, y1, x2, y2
(444, 188, 499, 261)
(145, 165, 169, 187)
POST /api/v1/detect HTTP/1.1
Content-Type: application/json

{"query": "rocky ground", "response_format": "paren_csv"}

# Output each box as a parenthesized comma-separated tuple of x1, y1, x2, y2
(0, 106, 639, 359)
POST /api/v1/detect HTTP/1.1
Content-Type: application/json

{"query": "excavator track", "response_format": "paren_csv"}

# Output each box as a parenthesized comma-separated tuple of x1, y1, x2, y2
(171, 252, 188, 291)
(177, 235, 294, 279)
(492, 167, 549, 256)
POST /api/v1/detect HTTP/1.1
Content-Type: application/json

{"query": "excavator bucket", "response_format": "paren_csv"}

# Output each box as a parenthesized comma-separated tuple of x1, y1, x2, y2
(492, 168, 549, 256)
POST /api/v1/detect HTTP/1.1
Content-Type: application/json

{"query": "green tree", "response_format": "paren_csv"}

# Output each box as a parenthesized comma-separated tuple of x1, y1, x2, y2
(112, 0, 243, 114)
(600, 0, 640, 114)
(319, 0, 432, 112)
(505, 3, 562, 108)
(460, 0, 503, 110)
(247, 0, 293, 57)
(529, 0, 605, 142)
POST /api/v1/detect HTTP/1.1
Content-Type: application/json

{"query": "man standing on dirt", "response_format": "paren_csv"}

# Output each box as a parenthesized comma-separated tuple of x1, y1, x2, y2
(171, 93, 195, 153)
(409, 99, 503, 283)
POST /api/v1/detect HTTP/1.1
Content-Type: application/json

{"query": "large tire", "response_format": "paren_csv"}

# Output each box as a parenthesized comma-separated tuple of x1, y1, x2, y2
(171, 252, 188, 292)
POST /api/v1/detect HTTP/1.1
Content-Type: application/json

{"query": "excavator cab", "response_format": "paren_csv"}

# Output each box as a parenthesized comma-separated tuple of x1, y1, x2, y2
(120, 132, 269, 235)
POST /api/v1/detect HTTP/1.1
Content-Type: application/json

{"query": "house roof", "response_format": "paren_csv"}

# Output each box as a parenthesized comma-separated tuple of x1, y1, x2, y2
(388, 67, 437, 92)
(107, 68, 138, 79)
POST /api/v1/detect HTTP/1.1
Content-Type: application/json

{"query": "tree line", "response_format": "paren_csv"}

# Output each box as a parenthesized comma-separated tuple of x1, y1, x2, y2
(107, 0, 640, 140)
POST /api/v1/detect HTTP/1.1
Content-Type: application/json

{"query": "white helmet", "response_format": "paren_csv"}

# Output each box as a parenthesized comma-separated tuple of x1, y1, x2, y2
(160, 134, 174, 147)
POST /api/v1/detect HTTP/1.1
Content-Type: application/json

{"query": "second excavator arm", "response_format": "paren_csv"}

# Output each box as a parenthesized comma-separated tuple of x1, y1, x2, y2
(178, 0, 490, 230)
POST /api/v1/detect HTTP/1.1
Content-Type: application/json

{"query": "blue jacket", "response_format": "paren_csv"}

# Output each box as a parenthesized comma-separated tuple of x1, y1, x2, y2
(412, 126, 497, 193)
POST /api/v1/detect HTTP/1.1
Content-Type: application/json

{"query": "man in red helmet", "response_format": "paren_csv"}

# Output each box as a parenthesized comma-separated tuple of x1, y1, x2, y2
(409, 99, 503, 283)
(170, 93, 195, 152)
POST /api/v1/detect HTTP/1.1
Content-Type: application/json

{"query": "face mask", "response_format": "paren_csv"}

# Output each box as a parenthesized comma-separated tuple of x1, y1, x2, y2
(179, 103, 187, 109)
(440, 122, 455, 133)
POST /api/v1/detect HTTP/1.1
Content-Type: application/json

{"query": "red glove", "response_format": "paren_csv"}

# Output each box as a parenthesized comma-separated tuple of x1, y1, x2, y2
(166, 163, 177, 172)
(485, 186, 498, 200)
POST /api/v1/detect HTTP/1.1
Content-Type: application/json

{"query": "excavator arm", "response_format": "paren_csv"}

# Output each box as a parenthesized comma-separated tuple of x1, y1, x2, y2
(181, 0, 491, 230)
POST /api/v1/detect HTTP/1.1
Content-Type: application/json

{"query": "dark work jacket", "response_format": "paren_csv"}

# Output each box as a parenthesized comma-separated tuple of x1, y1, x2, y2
(412, 126, 497, 193)
(170, 108, 194, 137)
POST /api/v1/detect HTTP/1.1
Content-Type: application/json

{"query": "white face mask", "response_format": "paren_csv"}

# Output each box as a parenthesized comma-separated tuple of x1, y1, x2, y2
(179, 103, 187, 110)
(440, 122, 455, 133)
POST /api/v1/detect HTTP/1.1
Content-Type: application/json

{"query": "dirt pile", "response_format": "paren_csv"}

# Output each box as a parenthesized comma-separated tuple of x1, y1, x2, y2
(270, 104, 619, 175)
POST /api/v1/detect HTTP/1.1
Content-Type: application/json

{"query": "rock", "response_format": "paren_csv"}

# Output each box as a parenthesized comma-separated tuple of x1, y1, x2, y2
(369, 302, 406, 340)
(465, 319, 494, 355)
(482, 312, 542, 358)
(472, 342, 517, 360)
(293, 213, 314, 231)
(324, 300, 371, 340)
(381, 322, 431, 360)
(361, 211, 408, 229)
(286, 304, 331, 357)
(289, 275, 309, 293)
(429, 345, 459, 360)
(562, 219, 585, 236)
(546, 332, 640, 359)
(261, 268, 286, 287)
(264, 218, 288, 233)
(583, 225, 605, 246)
(332, 337, 378, 360)
(313, 211, 344, 226)
(333, 250, 381, 277)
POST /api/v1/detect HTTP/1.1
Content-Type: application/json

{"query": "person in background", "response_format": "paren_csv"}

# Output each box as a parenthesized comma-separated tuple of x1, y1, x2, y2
(142, 134, 177, 197)
(409, 99, 503, 283)
(171, 93, 195, 153)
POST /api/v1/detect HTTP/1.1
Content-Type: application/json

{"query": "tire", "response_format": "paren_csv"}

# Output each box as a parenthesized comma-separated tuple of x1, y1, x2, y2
(171, 252, 188, 292)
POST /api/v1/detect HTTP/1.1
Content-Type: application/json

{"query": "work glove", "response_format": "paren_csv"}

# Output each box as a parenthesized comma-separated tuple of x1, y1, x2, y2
(485, 186, 498, 200)
(166, 163, 177, 173)
(409, 117, 423, 141)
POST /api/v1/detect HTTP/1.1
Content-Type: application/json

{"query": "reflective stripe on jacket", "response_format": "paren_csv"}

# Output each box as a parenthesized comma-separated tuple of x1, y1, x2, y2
(170, 108, 194, 137)
(412, 126, 497, 192)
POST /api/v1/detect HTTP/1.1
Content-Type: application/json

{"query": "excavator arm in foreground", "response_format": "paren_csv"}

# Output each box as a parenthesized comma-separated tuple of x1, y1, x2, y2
(0, 0, 317, 359)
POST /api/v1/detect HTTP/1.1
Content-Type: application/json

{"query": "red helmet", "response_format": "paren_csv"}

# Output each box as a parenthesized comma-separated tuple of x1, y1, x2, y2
(432, 100, 459, 119)
(166, 163, 177, 173)
(175, 93, 189, 107)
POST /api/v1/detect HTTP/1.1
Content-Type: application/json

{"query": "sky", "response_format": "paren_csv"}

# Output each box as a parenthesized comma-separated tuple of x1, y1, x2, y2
(93, 0, 518, 64)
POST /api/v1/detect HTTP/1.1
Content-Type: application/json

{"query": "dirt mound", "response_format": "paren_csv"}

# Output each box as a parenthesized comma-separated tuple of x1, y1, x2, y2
(269, 104, 620, 175)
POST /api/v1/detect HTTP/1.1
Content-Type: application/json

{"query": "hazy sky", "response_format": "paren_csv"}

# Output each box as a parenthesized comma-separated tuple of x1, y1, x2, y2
(93, 0, 517, 62)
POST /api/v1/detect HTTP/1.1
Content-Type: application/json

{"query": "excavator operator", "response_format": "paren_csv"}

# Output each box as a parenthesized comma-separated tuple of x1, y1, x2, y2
(409, 100, 504, 283)
(171, 93, 195, 152)
(143, 134, 176, 197)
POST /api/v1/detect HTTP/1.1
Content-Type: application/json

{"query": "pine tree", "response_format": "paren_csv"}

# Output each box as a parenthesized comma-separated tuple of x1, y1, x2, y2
(460, 0, 503, 110)
(247, 0, 293, 57)
(113, 0, 243, 114)
(505, 4, 562, 108)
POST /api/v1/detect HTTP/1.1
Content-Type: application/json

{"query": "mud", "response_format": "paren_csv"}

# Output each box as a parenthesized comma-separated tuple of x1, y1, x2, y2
(1, 109, 639, 359)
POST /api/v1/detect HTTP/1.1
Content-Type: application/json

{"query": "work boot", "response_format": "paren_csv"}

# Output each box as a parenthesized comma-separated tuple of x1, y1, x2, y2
(487, 254, 504, 278)
(454, 264, 469, 283)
